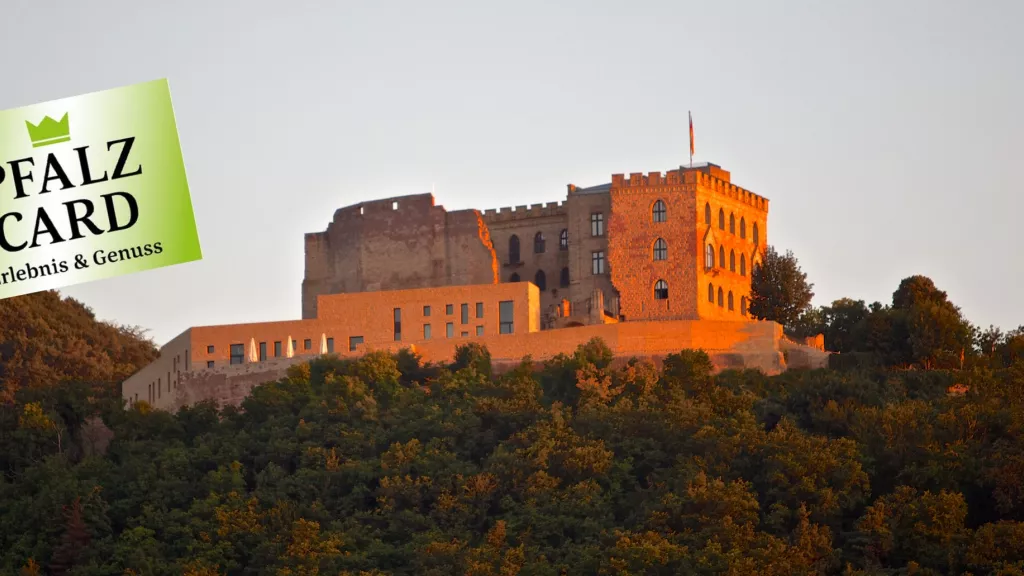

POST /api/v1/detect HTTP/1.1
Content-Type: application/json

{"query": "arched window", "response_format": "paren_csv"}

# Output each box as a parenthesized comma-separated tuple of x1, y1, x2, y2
(740, 254, 746, 276)
(753, 223, 760, 245)
(752, 260, 761, 277)
(652, 200, 667, 223)
(740, 217, 746, 239)
(510, 273, 520, 282)
(559, 229, 568, 250)
(705, 244, 715, 268)
(729, 250, 736, 272)
(708, 282, 715, 302)
(729, 213, 735, 234)
(654, 280, 668, 300)
(509, 235, 520, 263)
(728, 291, 734, 311)
(719, 209, 725, 230)
(704, 203, 711, 225)
(719, 246, 725, 269)
(653, 238, 667, 261)
(534, 232, 545, 254)
(741, 296, 748, 316)
(535, 269, 546, 291)
(718, 287, 724, 307)
(560, 267, 570, 287)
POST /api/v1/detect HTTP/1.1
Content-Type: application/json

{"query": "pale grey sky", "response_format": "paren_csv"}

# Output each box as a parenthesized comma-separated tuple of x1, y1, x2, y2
(1, 1, 1020, 346)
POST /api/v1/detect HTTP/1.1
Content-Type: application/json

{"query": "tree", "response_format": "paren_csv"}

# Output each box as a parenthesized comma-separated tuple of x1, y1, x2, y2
(749, 246, 815, 330)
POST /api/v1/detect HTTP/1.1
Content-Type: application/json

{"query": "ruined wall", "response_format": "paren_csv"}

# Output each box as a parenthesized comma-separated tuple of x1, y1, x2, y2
(608, 170, 698, 321)
(302, 194, 500, 318)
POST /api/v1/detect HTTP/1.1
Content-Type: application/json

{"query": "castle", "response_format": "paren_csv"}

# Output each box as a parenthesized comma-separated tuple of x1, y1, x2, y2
(123, 162, 825, 412)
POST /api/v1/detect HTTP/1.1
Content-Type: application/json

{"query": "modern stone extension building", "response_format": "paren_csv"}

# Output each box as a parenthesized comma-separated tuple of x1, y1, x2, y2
(123, 162, 826, 412)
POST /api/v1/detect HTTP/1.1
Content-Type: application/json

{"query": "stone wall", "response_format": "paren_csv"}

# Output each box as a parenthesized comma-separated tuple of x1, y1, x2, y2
(152, 319, 785, 413)
(302, 194, 500, 318)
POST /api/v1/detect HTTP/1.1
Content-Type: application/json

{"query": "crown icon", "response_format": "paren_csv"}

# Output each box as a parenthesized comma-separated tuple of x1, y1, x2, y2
(25, 113, 71, 148)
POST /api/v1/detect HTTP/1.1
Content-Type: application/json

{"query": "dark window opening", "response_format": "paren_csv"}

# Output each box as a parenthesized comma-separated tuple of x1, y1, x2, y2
(424, 324, 432, 339)
(591, 213, 604, 236)
(652, 200, 666, 223)
(476, 326, 484, 336)
(446, 322, 454, 338)
(230, 344, 244, 364)
(718, 287, 724, 307)
(559, 229, 568, 250)
(728, 291, 735, 311)
(394, 308, 402, 341)
(654, 280, 668, 300)
(705, 203, 712, 225)
(719, 208, 725, 230)
(259, 342, 267, 361)
(476, 302, 484, 318)
(348, 336, 362, 351)
(461, 303, 469, 324)
(274, 341, 282, 357)
(446, 304, 454, 315)
(207, 345, 214, 354)
(560, 267, 570, 288)
(423, 305, 431, 316)
(729, 213, 735, 234)
(592, 251, 605, 275)
(708, 283, 714, 302)
(535, 270, 547, 291)
(207, 361, 215, 369)
(729, 250, 736, 272)
(534, 232, 545, 253)
(509, 273, 520, 282)
(499, 300, 515, 334)
(653, 238, 667, 261)
(509, 235, 521, 263)
(326, 337, 335, 353)
(304, 338, 312, 350)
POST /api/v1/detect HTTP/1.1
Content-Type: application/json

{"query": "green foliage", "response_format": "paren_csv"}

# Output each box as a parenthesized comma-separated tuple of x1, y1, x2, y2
(749, 245, 816, 330)
(7, 298, 1024, 574)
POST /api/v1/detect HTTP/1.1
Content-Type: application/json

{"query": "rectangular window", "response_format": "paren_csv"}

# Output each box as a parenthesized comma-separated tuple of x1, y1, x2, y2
(394, 308, 402, 341)
(292, 340, 298, 352)
(461, 303, 469, 324)
(591, 212, 604, 236)
(423, 305, 431, 317)
(207, 345, 214, 354)
(476, 325, 484, 336)
(424, 324, 432, 339)
(230, 343, 244, 365)
(207, 360, 214, 369)
(461, 331, 469, 337)
(185, 350, 189, 370)
(446, 322, 454, 338)
(326, 338, 335, 353)
(475, 302, 483, 318)
(158, 378, 161, 399)
(304, 338, 312, 350)
(167, 372, 171, 392)
(349, 336, 362, 351)
(499, 301, 514, 334)
(592, 251, 605, 275)
(259, 342, 267, 361)
(446, 304, 453, 315)
(274, 341, 282, 357)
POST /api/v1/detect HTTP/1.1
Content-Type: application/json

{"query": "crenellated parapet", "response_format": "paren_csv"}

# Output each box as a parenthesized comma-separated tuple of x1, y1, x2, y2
(481, 201, 567, 222)
(610, 169, 769, 212)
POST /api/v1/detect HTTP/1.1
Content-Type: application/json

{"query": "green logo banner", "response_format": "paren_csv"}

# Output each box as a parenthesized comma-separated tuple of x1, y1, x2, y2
(0, 78, 201, 299)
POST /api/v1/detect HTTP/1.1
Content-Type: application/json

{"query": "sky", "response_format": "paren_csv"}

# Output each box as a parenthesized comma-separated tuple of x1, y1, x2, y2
(0, 0, 1020, 346)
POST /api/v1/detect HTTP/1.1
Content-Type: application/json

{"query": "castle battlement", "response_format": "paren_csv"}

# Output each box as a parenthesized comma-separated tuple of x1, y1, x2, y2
(482, 201, 567, 222)
(331, 193, 439, 223)
(610, 169, 769, 212)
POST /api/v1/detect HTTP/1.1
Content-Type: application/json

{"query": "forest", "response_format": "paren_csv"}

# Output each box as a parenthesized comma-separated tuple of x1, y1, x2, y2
(3, 264, 1024, 575)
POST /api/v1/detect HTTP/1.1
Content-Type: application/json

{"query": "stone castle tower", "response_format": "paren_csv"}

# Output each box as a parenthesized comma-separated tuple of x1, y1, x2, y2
(302, 162, 768, 328)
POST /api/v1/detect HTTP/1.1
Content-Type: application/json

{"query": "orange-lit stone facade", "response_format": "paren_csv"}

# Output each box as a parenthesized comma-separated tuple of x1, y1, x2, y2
(123, 161, 779, 412)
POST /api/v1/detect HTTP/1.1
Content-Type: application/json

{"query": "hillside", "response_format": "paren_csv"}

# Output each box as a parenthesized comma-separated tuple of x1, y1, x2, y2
(3, 339, 1024, 575)
(0, 291, 158, 402)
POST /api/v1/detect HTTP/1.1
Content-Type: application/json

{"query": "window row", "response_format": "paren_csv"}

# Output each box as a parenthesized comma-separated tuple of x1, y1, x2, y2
(707, 283, 749, 315)
(508, 229, 571, 262)
(704, 203, 760, 244)
(508, 267, 574, 288)
(704, 243, 749, 276)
